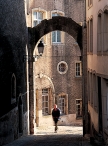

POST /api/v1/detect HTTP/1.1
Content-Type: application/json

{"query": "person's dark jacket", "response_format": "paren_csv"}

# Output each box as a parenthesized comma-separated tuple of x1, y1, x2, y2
(52, 108, 60, 122)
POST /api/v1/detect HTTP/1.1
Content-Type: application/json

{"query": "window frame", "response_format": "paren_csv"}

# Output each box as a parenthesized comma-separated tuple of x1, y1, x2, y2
(42, 88, 49, 116)
(97, 10, 103, 54)
(56, 93, 68, 115)
(58, 95, 65, 115)
(33, 11, 43, 27)
(32, 8, 47, 27)
(75, 61, 82, 77)
(103, 7, 108, 54)
(51, 10, 65, 44)
(57, 61, 68, 75)
(76, 99, 82, 118)
(32, 8, 47, 44)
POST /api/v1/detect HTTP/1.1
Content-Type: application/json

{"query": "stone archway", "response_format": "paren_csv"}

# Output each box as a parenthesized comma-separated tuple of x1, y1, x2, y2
(28, 16, 88, 136)
(28, 16, 82, 50)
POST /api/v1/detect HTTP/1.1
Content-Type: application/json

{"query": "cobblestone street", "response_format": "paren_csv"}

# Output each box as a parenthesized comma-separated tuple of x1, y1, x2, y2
(4, 126, 92, 146)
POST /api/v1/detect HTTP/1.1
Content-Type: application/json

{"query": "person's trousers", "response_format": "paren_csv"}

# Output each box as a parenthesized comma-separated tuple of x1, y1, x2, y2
(54, 119, 58, 131)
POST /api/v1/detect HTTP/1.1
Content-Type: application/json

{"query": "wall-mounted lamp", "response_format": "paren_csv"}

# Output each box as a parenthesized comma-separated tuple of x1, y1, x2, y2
(37, 41, 44, 56)
(34, 41, 44, 61)
(23, 41, 44, 62)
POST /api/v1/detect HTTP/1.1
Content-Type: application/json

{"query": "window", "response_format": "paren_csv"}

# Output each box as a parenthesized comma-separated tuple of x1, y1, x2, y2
(103, 9, 108, 52)
(76, 99, 82, 117)
(57, 61, 68, 74)
(33, 11, 43, 27)
(59, 63, 66, 72)
(90, 18, 93, 52)
(52, 30, 61, 43)
(11, 73, 16, 104)
(58, 95, 65, 114)
(52, 13, 61, 43)
(75, 62, 82, 77)
(97, 12, 102, 53)
(32, 8, 47, 44)
(87, 20, 90, 52)
(57, 94, 68, 115)
(42, 89, 49, 116)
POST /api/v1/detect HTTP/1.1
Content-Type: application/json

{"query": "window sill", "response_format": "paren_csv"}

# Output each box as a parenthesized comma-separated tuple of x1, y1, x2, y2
(75, 76, 82, 79)
(52, 43, 64, 46)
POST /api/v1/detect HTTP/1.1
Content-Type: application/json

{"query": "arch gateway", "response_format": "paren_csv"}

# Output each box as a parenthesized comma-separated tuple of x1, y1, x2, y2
(28, 16, 88, 136)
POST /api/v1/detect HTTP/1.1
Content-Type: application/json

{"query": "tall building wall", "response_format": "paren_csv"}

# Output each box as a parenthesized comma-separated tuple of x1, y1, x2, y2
(86, 0, 108, 142)
(0, 0, 28, 145)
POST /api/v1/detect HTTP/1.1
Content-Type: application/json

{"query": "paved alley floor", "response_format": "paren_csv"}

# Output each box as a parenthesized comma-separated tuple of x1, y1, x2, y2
(4, 126, 93, 146)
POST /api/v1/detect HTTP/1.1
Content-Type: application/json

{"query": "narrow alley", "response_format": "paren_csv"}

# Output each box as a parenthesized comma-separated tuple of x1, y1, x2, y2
(4, 126, 92, 146)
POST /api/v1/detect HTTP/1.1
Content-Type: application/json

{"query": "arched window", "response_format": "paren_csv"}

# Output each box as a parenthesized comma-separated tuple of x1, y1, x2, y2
(11, 73, 16, 104)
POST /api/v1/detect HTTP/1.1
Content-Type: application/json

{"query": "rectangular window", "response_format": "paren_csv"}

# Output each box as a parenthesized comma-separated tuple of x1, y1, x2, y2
(97, 15, 102, 52)
(75, 62, 82, 77)
(58, 95, 65, 114)
(33, 11, 43, 27)
(76, 99, 82, 117)
(42, 89, 49, 116)
(90, 19, 93, 52)
(52, 13, 61, 43)
(87, 21, 90, 52)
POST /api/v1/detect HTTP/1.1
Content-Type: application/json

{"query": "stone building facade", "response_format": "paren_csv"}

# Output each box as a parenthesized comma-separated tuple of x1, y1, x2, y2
(26, 0, 85, 127)
(0, 0, 29, 145)
(86, 0, 108, 142)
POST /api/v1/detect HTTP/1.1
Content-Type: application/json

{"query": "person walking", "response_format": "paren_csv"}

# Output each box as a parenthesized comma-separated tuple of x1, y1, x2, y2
(52, 104, 60, 133)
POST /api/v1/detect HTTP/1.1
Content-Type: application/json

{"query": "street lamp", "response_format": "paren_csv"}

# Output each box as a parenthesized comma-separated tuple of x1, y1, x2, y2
(23, 41, 44, 62)
(33, 40, 44, 61)
(37, 41, 44, 56)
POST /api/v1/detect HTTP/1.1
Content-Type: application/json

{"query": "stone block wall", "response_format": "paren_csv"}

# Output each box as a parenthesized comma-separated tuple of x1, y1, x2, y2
(0, 0, 29, 145)
(0, 108, 18, 145)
